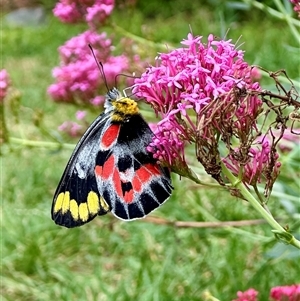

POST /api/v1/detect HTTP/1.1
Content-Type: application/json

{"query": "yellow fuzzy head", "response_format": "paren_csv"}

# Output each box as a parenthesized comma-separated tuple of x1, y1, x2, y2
(111, 97, 139, 122)
(105, 88, 139, 122)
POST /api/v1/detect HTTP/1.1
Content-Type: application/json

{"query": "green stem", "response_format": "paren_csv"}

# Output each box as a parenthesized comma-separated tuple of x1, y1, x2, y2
(0, 102, 9, 148)
(9, 137, 75, 150)
(111, 23, 170, 50)
(173, 164, 223, 188)
(242, 0, 300, 26)
(221, 161, 300, 249)
(273, 0, 300, 42)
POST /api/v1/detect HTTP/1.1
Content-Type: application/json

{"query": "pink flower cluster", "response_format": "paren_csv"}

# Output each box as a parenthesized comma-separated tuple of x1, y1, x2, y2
(58, 110, 87, 137)
(270, 284, 300, 301)
(53, 0, 114, 29)
(134, 33, 266, 184)
(233, 285, 300, 301)
(290, 0, 300, 17)
(0, 69, 11, 103)
(279, 129, 300, 151)
(48, 30, 129, 105)
(224, 139, 281, 187)
(233, 288, 258, 301)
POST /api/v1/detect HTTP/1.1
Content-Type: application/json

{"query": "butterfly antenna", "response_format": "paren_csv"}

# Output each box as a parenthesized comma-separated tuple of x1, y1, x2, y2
(115, 73, 140, 97)
(88, 44, 110, 92)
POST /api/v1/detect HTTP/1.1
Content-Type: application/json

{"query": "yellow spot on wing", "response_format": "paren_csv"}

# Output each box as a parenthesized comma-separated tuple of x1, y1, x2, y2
(100, 196, 110, 212)
(79, 203, 89, 222)
(61, 191, 70, 214)
(54, 192, 70, 214)
(87, 191, 100, 215)
(54, 192, 64, 213)
(70, 199, 79, 221)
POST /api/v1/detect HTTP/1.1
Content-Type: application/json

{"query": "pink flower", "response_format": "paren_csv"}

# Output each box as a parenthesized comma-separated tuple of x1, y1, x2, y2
(271, 128, 300, 153)
(75, 110, 86, 120)
(58, 120, 83, 137)
(58, 30, 113, 64)
(133, 33, 263, 182)
(290, 0, 300, 17)
(270, 284, 300, 301)
(232, 288, 259, 301)
(223, 138, 281, 189)
(53, 2, 82, 23)
(86, 0, 114, 29)
(90, 95, 105, 105)
(53, 0, 115, 28)
(250, 67, 261, 81)
(48, 30, 129, 105)
(0, 69, 11, 103)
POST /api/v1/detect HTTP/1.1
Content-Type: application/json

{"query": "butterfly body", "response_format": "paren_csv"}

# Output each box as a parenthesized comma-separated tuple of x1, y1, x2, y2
(52, 88, 172, 228)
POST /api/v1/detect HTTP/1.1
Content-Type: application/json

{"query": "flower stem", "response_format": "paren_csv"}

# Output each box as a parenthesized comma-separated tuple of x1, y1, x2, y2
(111, 23, 170, 50)
(242, 0, 300, 26)
(0, 102, 9, 148)
(220, 161, 300, 249)
(9, 137, 75, 150)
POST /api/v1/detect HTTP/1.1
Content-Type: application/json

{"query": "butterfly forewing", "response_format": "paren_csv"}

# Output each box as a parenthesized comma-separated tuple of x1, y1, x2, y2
(52, 113, 111, 228)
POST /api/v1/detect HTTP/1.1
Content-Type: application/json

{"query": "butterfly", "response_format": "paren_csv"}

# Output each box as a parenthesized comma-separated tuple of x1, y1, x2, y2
(52, 87, 173, 228)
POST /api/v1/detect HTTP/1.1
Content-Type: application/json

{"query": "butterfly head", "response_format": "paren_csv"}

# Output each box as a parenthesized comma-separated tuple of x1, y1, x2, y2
(104, 87, 139, 122)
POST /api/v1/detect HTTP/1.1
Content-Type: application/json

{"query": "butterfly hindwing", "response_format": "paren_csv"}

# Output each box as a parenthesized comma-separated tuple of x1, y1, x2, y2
(95, 114, 173, 220)
(52, 113, 111, 228)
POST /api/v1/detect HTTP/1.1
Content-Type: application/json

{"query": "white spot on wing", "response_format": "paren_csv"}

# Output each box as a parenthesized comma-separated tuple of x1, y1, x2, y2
(75, 162, 86, 179)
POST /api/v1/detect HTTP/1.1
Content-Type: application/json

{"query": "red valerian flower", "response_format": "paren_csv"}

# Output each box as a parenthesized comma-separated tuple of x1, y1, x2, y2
(48, 30, 129, 105)
(290, 0, 300, 17)
(133, 33, 270, 186)
(53, 0, 114, 28)
(223, 139, 281, 187)
(232, 288, 259, 301)
(270, 284, 300, 301)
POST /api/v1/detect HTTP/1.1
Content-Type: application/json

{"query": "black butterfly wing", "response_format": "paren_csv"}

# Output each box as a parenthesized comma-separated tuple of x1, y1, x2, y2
(94, 114, 173, 220)
(52, 113, 111, 228)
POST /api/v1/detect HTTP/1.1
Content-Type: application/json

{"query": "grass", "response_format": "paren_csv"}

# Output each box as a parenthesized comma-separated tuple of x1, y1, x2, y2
(1, 2, 300, 300)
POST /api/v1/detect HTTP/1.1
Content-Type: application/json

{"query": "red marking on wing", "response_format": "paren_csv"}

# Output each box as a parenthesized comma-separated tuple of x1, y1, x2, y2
(124, 187, 134, 204)
(100, 124, 120, 148)
(135, 163, 161, 182)
(113, 168, 122, 197)
(113, 169, 135, 204)
(102, 155, 115, 180)
(132, 175, 143, 193)
(95, 165, 102, 177)
(132, 163, 162, 194)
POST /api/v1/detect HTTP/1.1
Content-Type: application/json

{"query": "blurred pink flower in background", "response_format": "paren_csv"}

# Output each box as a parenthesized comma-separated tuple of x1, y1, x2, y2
(0, 69, 11, 103)
(58, 110, 90, 137)
(58, 121, 83, 137)
(290, 0, 300, 17)
(232, 288, 259, 301)
(53, 0, 115, 27)
(58, 31, 113, 64)
(49, 1, 146, 135)
(270, 284, 300, 301)
(86, 0, 114, 29)
(48, 30, 129, 105)
(232, 285, 300, 301)
(90, 95, 105, 106)
(75, 110, 86, 120)
(53, 1, 81, 23)
(250, 67, 261, 81)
